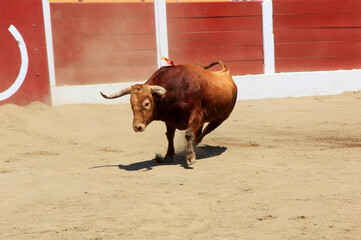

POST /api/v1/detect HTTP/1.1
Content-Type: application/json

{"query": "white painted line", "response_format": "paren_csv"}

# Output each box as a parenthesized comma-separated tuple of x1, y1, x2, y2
(154, 0, 169, 68)
(42, 0, 56, 87)
(0, 25, 29, 101)
(262, 0, 275, 74)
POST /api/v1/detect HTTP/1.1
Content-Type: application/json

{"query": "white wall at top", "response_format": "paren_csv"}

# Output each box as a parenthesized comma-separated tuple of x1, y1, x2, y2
(51, 69, 361, 106)
(234, 69, 361, 100)
(51, 82, 132, 105)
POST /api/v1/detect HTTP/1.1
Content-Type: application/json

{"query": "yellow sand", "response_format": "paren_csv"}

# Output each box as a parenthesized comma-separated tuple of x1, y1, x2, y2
(1, 92, 360, 239)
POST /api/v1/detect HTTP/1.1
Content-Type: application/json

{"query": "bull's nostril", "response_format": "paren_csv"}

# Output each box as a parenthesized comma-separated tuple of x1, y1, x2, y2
(133, 124, 145, 132)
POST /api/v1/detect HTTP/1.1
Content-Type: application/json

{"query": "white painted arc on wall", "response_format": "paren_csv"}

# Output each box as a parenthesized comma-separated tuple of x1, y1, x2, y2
(0, 25, 29, 101)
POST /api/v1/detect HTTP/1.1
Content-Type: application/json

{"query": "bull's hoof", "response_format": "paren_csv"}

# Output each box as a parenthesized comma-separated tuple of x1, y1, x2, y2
(155, 154, 174, 163)
(186, 152, 196, 166)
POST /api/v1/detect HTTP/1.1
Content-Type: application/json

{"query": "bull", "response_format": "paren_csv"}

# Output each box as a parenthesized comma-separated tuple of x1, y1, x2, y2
(100, 61, 237, 166)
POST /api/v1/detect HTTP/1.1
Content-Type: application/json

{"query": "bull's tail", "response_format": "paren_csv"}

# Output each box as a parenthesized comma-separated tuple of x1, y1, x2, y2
(200, 61, 229, 72)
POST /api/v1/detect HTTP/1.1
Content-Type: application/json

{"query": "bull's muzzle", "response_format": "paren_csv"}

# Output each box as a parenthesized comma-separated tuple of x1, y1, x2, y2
(133, 123, 146, 132)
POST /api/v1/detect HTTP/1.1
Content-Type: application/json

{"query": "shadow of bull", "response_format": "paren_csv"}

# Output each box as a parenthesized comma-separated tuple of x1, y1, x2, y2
(91, 145, 227, 171)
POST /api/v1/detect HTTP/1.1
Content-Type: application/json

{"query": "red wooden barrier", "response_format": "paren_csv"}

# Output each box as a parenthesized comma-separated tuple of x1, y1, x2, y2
(0, 0, 51, 106)
(166, 1, 264, 75)
(50, 2, 157, 85)
(273, 0, 361, 72)
(50, 1, 264, 86)
(49, 0, 361, 88)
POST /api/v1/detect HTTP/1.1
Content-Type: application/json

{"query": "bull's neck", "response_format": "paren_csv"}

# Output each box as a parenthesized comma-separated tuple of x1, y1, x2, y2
(153, 96, 166, 121)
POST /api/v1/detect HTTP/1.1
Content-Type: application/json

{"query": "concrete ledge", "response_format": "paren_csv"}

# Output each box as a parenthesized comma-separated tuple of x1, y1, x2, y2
(51, 69, 361, 106)
(234, 69, 361, 100)
(51, 82, 132, 106)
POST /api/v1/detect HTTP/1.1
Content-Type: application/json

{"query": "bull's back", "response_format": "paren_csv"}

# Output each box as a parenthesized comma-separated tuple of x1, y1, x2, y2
(147, 64, 237, 124)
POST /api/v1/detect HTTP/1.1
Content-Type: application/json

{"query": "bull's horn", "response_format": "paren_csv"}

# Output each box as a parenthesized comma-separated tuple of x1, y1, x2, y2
(150, 85, 166, 96)
(100, 87, 131, 99)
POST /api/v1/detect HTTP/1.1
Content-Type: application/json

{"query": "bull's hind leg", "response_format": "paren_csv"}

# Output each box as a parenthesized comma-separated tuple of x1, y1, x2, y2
(185, 111, 202, 166)
(194, 118, 225, 145)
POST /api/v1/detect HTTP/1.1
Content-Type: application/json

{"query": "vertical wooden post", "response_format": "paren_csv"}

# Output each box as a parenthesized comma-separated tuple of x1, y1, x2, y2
(154, 0, 169, 68)
(262, 0, 275, 74)
(42, 0, 56, 87)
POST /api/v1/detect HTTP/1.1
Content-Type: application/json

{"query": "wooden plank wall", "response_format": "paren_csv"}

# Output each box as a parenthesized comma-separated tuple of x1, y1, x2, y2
(50, 1, 361, 86)
(273, 0, 361, 73)
(0, 0, 51, 106)
(166, 1, 264, 75)
(50, 3, 157, 85)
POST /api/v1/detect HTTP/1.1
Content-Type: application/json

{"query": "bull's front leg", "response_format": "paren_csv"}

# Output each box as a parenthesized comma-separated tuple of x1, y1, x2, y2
(156, 124, 175, 163)
(165, 124, 176, 161)
(185, 129, 196, 166)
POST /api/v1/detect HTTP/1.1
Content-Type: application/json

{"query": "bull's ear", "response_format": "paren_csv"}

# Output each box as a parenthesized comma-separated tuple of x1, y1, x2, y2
(150, 85, 166, 96)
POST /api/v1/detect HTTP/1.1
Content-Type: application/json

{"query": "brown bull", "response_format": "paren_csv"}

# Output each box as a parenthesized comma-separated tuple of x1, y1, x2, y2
(101, 61, 237, 166)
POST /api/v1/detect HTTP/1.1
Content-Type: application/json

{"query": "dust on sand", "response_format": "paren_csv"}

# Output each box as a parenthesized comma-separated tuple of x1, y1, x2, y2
(1, 92, 361, 239)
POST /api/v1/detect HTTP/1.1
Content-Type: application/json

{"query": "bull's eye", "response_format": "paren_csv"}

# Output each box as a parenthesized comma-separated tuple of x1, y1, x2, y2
(142, 99, 151, 110)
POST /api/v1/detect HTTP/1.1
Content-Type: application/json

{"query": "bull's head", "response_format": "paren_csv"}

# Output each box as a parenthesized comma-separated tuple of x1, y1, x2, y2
(101, 84, 166, 132)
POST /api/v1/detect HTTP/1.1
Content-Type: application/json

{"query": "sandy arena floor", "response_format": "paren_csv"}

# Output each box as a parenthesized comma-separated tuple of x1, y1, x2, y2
(1, 92, 361, 239)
